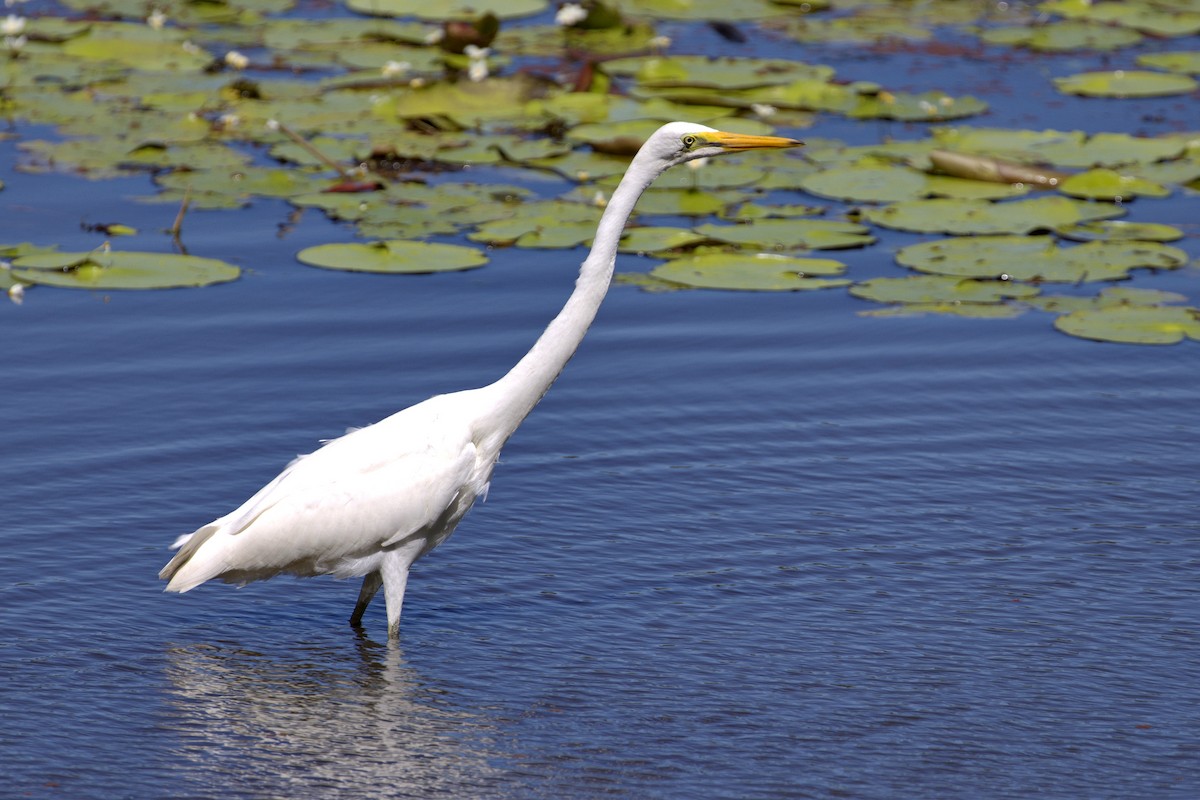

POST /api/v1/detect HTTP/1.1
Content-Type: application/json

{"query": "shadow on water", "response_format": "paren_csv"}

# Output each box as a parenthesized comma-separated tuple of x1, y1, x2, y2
(162, 634, 508, 799)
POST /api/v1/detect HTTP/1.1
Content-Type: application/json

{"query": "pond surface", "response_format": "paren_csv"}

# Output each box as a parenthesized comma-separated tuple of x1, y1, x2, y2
(3, 5, 1200, 799)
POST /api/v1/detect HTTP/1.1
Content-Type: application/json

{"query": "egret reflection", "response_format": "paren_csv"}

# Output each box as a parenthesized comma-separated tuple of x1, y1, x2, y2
(163, 637, 505, 798)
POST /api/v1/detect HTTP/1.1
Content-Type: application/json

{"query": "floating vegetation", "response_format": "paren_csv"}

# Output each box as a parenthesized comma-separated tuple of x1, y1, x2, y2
(10, 249, 241, 290)
(296, 241, 488, 274)
(0, 0, 1196, 344)
(649, 253, 849, 292)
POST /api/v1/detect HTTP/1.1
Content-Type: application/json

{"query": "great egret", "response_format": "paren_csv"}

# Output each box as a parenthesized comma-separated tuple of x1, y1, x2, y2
(160, 122, 803, 638)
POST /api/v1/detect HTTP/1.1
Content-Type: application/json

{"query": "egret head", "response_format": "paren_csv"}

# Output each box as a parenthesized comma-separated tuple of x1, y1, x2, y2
(645, 121, 803, 170)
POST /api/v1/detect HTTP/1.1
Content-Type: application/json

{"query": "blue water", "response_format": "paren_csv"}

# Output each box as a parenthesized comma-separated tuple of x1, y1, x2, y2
(3, 7, 1200, 800)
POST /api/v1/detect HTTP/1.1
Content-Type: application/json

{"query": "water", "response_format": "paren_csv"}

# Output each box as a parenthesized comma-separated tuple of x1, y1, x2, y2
(3, 8, 1200, 800)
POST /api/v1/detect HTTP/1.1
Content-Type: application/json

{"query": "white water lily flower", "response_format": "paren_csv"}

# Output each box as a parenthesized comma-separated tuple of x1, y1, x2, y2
(147, 9, 167, 30)
(224, 50, 249, 70)
(555, 3, 587, 27)
(464, 45, 489, 82)
(751, 103, 777, 118)
(1, 14, 25, 36)
(381, 60, 410, 78)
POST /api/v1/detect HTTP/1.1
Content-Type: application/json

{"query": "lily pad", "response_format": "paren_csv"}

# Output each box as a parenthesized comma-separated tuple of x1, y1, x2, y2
(621, 0, 790, 21)
(618, 227, 708, 254)
(800, 165, 928, 204)
(601, 56, 835, 90)
(649, 253, 849, 291)
(1137, 50, 1200, 75)
(859, 302, 1026, 319)
(1054, 70, 1198, 98)
(979, 20, 1142, 51)
(1055, 220, 1184, 243)
(1054, 305, 1200, 345)
(344, 0, 548, 21)
(862, 196, 1125, 235)
(1059, 169, 1170, 200)
(895, 235, 1189, 283)
(296, 241, 487, 273)
(849, 275, 1039, 305)
(693, 219, 875, 250)
(11, 250, 241, 290)
(1029, 286, 1190, 314)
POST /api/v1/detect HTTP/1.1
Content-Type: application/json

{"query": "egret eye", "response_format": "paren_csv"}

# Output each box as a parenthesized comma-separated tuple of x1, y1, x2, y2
(682, 135, 697, 148)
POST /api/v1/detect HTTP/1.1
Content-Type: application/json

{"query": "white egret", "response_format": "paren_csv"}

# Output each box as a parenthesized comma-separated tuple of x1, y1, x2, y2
(160, 122, 803, 638)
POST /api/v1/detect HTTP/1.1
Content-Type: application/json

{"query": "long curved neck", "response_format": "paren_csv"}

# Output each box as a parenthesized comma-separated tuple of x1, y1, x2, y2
(481, 153, 662, 440)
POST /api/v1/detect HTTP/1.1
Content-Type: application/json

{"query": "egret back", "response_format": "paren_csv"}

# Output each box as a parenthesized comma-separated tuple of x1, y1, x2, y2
(161, 389, 496, 591)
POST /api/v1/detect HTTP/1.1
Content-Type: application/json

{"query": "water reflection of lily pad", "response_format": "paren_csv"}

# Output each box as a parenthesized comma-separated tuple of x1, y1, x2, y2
(1054, 305, 1200, 345)
(297, 241, 487, 273)
(11, 251, 241, 289)
(650, 253, 849, 291)
(896, 235, 1189, 283)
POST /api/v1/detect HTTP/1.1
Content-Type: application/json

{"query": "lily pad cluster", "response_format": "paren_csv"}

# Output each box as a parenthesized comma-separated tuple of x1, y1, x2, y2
(0, 0, 1196, 344)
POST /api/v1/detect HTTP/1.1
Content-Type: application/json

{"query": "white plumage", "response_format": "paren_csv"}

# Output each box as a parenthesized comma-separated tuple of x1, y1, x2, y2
(161, 122, 803, 638)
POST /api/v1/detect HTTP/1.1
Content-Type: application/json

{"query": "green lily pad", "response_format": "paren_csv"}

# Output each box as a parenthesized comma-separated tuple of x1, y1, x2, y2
(618, 227, 708, 254)
(896, 235, 1189, 283)
(601, 56, 835, 90)
(1137, 50, 1200, 75)
(60, 25, 213, 72)
(11, 250, 241, 290)
(345, 0, 547, 20)
(621, 0, 790, 20)
(1041, 0, 1200, 38)
(631, 189, 744, 217)
(1059, 169, 1170, 200)
(726, 202, 826, 220)
(859, 302, 1026, 319)
(156, 166, 335, 201)
(1054, 305, 1200, 345)
(979, 20, 1142, 51)
(1032, 133, 1187, 169)
(1054, 70, 1198, 98)
(1029, 286, 1190, 314)
(1055, 220, 1184, 243)
(297, 241, 487, 273)
(930, 126, 1086, 163)
(800, 165, 928, 203)
(693, 219, 875, 250)
(650, 253, 849, 291)
(862, 196, 1125, 235)
(849, 275, 1039, 305)
(467, 201, 600, 246)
